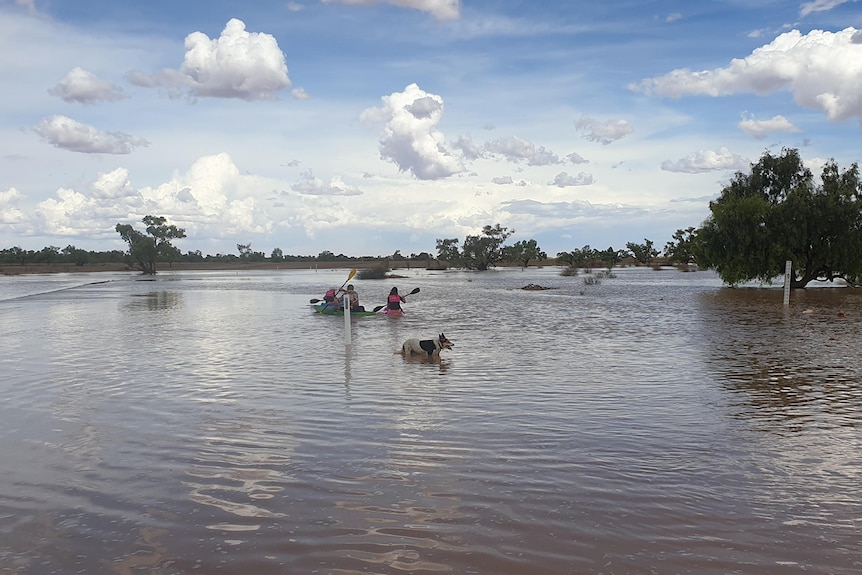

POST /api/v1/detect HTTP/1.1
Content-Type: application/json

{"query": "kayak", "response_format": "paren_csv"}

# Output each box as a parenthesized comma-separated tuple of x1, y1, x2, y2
(384, 308, 404, 317)
(312, 304, 378, 317)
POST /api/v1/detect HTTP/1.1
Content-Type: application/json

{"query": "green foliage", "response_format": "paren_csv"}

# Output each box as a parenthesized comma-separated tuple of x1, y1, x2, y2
(115, 215, 186, 275)
(237, 243, 252, 259)
(663, 227, 697, 264)
(358, 263, 389, 279)
(556, 245, 600, 270)
(461, 224, 513, 270)
(597, 246, 627, 270)
(435, 238, 461, 266)
(503, 239, 546, 267)
(696, 148, 862, 288)
(625, 239, 658, 265)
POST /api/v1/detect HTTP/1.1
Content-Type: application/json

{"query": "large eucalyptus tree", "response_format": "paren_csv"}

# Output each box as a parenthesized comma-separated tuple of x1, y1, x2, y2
(696, 148, 862, 288)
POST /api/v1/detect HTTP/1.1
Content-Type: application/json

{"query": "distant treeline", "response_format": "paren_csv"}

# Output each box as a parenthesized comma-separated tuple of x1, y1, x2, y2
(0, 245, 439, 267)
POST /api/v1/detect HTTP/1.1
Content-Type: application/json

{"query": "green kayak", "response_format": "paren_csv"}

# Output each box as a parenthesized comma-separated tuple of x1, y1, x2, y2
(312, 304, 378, 317)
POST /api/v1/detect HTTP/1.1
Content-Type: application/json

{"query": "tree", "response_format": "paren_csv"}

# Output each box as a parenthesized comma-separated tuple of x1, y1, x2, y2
(461, 224, 513, 270)
(626, 239, 658, 266)
(556, 245, 596, 270)
(664, 227, 697, 264)
(271, 247, 284, 261)
(35, 246, 61, 265)
(115, 215, 186, 275)
(237, 243, 252, 259)
(696, 148, 862, 288)
(503, 239, 546, 268)
(435, 238, 461, 266)
(598, 246, 626, 270)
(62, 245, 89, 266)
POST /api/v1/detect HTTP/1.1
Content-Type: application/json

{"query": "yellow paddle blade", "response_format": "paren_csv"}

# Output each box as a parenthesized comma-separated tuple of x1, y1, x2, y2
(348, 268, 357, 281)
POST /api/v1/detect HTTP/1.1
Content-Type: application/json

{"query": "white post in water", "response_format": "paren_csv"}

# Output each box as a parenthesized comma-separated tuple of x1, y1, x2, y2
(783, 260, 792, 305)
(344, 296, 352, 345)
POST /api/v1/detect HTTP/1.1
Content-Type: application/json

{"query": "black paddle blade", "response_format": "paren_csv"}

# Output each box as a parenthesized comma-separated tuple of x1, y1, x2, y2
(408, 287, 420, 295)
(372, 305, 385, 313)
(309, 298, 322, 304)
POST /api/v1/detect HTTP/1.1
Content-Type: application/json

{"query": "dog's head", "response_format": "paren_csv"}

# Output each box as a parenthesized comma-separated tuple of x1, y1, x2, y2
(438, 333, 454, 350)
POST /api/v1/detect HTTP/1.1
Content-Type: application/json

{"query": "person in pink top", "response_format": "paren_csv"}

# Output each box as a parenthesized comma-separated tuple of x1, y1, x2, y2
(386, 286, 407, 314)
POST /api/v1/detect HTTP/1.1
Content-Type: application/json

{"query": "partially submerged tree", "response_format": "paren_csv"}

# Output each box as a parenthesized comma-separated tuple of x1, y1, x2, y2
(435, 238, 461, 267)
(696, 148, 862, 288)
(503, 239, 546, 268)
(461, 224, 513, 270)
(663, 227, 697, 264)
(115, 215, 186, 275)
(626, 239, 658, 266)
(556, 245, 596, 270)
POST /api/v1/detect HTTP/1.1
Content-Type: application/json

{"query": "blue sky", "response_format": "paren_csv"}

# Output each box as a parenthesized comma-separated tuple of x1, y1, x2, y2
(1, 0, 860, 258)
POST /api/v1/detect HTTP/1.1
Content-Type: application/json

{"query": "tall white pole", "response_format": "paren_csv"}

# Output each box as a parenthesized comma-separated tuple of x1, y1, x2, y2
(783, 260, 792, 305)
(344, 294, 352, 345)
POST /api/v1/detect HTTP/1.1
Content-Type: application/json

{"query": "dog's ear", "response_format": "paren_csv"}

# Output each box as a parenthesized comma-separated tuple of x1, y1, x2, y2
(439, 333, 445, 340)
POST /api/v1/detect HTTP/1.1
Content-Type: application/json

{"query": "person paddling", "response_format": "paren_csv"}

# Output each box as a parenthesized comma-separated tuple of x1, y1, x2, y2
(321, 287, 338, 310)
(338, 284, 364, 312)
(387, 286, 407, 313)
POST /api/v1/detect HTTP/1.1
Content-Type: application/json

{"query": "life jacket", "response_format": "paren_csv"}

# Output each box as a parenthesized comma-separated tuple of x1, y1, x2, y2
(324, 289, 336, 303)
(387, 293, 402, 310)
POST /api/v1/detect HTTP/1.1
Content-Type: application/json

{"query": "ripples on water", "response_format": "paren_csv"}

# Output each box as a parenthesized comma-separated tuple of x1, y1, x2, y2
(1, 267, 860, 574)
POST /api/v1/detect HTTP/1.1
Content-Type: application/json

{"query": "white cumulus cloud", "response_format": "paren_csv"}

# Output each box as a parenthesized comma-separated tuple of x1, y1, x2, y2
(632, 27, 862, 123)
(33, 115, 149, 154)
(661, 148, 750, 174)
(360, 83, 464, 180)
(48, 67, 126, 104)
(551, 172, 594, 187)
(129, 18, 291, 101)
(575, 115, 633, 145)
(0, 187, 27, 225)
(483, 136, 562, 166)
(738, 113, 800, 139)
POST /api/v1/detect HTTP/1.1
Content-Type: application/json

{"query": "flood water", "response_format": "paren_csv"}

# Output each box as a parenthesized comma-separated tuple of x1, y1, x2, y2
(1, 266, 860, 575)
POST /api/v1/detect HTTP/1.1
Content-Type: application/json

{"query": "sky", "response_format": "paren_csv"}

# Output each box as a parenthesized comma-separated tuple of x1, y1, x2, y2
(1, 0, 861, 258)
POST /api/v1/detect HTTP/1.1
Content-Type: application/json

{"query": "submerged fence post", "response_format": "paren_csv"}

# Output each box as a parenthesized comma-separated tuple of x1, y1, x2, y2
(783, 260, 792, 305)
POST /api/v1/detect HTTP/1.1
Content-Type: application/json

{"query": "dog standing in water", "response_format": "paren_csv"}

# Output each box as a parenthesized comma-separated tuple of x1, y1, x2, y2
(399, 333, 453, 358)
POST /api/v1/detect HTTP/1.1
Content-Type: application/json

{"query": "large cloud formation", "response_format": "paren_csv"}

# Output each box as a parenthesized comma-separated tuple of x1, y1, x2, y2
(361, 83, 464, 180)
(632, 27, 862, 123)
(130, 19, 291, 101)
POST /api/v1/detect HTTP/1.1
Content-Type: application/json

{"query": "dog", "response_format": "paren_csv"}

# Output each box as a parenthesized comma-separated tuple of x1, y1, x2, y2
(399, 333, 453, 357)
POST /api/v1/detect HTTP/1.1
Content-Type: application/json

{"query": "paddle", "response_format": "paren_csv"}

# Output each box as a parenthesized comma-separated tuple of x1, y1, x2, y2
(310, 268, 357, 308)
(372, 287, 420, 313)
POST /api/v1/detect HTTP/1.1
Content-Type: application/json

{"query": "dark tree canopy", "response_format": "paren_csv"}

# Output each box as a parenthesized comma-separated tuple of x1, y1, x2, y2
(625, 239, 658, 266)
(461, 224, 513, 270)
(696, 148, 862, 288)
(503, 239, 546, 268)
(116, 215, 186, 275)
(435, 238, 461, 266)
(664, 227, 697, 264)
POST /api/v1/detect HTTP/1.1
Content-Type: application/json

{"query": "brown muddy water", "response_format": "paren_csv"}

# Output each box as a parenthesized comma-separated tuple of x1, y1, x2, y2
(1, 267, 860, 575)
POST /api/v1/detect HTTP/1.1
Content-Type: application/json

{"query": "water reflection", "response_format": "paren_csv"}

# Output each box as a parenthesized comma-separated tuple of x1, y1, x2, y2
(2, 269, 862, 574)
(400, 353, 451, 374)
(123, 290, 183, 312)
(698, 287, 862, 432)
